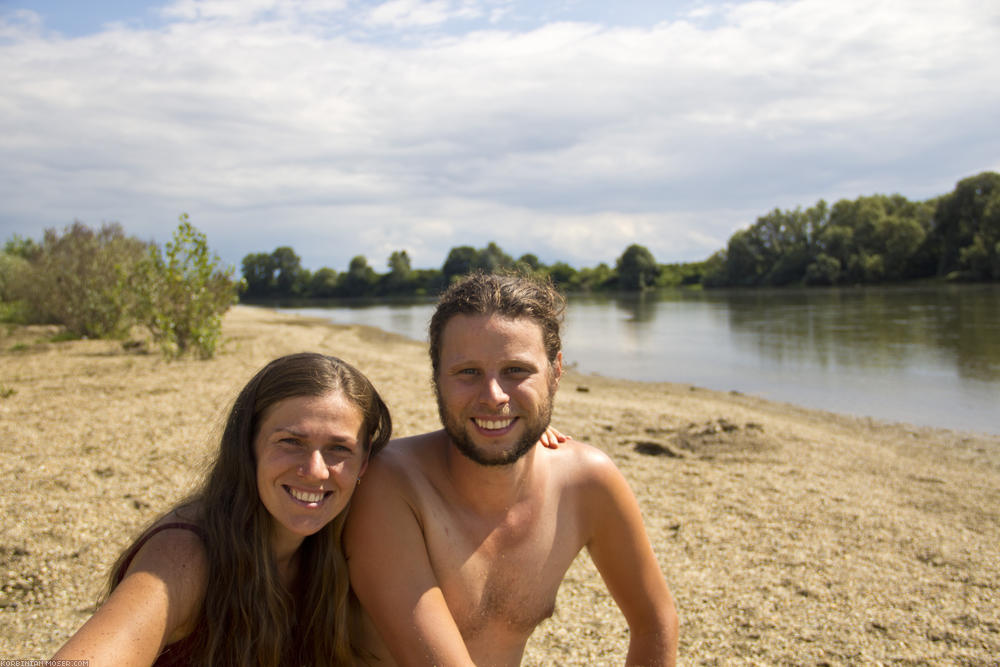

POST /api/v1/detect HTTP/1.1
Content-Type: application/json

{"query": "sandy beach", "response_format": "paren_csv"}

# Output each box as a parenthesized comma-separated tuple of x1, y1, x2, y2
(2, 305, 998, 665)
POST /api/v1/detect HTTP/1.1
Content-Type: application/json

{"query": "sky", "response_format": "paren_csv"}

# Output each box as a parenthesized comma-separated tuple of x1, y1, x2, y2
(2, 0, 998, 273)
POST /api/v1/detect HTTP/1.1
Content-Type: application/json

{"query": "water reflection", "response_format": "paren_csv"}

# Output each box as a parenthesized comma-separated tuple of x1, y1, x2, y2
(719, 285, 1000, 382)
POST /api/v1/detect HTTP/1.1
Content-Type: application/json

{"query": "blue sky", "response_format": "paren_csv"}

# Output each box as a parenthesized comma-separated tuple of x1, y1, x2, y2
(2, 0, 998, 272)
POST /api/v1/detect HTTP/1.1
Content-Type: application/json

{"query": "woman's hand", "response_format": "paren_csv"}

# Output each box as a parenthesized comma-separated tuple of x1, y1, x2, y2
(538, 425, 570, 449)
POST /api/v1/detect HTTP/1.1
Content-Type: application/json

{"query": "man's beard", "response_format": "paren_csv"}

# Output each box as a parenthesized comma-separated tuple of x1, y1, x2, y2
(435, 386, 554, 467)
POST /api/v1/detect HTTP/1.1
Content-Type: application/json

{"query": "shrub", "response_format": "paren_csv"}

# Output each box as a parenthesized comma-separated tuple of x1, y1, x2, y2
(0, 252, 29, 302)
(137, 214, 241, 358)
(8, 222, 149, 338)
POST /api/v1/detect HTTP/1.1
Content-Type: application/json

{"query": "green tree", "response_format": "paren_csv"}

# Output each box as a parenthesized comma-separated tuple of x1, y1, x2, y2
(271, 246, 306, 296)
(409, 268, 446, 295)
(570, 262, 616, 291)
(307, 267, 339, 297)
(0, 251, 30, 314)
(804, 253, 841, 285)
(138, 214, 240, 358)
(930, 172, 1000, 280)
(517, 253, 542, 271)
(388, 250, 411, 276)
(340, 255, 377, 297)
(546, 261, 577, 287)
(475, 242, 513, 273)
(616, 244, 659, 290)
(442, 246, 477, 282)
(241, 252, 276, 297)
(381, 250, 413, 295)
(3, 234, 41, 260)
(721, 229, 767, 286)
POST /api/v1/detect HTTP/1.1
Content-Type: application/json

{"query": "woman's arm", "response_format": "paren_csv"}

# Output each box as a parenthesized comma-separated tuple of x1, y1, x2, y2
(52, 526, 208, 667)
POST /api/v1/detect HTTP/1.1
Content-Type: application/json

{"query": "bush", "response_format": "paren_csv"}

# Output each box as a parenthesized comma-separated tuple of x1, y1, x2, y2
(137, 214, 241, 358)
(8, 222, 149, 338)
(0, 252, 30, 302)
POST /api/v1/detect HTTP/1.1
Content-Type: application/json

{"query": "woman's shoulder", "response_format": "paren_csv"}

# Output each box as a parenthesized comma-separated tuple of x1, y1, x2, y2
(52, 513, 210, 662)
(128, 511, 208, 574)
(125, 515, 207, 581)
(122, 514, 210, 642)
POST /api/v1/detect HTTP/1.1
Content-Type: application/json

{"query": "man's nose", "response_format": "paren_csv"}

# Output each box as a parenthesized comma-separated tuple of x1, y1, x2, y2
(480, 375, 510, 407)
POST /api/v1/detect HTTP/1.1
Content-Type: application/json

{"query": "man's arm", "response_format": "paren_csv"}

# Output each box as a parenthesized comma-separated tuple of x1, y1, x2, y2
(344, 453, 475, 667)
(580, 447, 679, 666)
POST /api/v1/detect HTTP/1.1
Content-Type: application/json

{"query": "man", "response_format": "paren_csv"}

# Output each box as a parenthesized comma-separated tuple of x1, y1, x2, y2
(345, 272, 678, 666)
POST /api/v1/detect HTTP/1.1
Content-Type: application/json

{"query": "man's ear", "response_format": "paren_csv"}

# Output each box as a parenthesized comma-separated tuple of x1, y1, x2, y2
(553, 351, 563, 383)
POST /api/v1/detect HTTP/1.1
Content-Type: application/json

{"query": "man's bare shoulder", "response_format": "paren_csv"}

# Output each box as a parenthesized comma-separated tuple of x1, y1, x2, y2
(348, 430, 450, 525)
(540, 437, 641, 541)
(365, 430, 447, 481)
(542, 436, 623, 487)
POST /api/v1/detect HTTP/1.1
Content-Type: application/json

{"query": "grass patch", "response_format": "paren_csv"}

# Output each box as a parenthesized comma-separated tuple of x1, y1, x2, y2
(0, 300, 29, 324)
(0, 385, 15, 399)
(48, 330, 81, 343)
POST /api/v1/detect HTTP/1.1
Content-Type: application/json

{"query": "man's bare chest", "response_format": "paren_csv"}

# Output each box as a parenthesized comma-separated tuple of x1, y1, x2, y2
(422, 501, 584, 641)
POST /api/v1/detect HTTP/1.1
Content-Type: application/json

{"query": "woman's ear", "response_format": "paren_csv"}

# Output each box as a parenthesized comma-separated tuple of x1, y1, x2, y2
(358, 449, 371, 481)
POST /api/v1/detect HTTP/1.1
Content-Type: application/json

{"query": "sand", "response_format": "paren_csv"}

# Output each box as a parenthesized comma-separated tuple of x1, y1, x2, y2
(2, 305, 999, 665)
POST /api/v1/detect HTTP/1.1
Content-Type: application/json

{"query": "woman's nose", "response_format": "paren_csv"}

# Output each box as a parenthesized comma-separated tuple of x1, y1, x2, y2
(298, 449, 330, 480)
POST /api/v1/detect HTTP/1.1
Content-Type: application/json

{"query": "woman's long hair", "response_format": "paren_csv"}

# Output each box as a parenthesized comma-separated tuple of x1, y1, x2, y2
(106, 352, 392, 666)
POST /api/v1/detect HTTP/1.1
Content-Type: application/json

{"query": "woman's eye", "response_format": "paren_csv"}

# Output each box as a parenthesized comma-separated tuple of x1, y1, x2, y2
(322, 446, 351, 461)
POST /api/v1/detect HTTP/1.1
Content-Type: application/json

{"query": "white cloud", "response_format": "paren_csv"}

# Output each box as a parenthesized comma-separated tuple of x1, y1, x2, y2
(363, 0, 485, 29)
(160, 0, 350, 22)
(1, 0, 998, 271)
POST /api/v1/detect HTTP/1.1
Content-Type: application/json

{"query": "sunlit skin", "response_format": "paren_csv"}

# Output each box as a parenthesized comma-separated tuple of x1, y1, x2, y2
(254, 392, 367, 561)
(51, 390, 371, 666)
(346, 309, 678, 666)
(435, 313, 561, 467)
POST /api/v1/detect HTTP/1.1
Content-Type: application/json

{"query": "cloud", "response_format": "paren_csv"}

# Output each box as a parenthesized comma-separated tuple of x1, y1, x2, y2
(363, 0, 484, 29)
(1, 0, 998, 271)
(160, 0, 350, 22)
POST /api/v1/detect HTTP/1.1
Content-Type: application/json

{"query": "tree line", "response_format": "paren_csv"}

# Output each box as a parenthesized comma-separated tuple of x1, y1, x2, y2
(239, 241, 709, 300)
(241, 171, 999, 299)
(701, 171, 1000, 287)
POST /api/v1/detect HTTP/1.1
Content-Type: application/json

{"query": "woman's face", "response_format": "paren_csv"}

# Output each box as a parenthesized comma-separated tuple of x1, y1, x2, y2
(254, 391, 367, 549)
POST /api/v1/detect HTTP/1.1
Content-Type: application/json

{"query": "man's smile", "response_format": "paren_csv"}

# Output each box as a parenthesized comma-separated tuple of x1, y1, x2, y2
(473, 417, 517, 431)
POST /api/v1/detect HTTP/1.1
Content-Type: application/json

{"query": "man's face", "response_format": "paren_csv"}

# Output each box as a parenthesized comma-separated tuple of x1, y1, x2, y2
(435, 313, 561, 466)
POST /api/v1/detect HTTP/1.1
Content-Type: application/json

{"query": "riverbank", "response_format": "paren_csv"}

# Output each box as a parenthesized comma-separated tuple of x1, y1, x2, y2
(2, 305, 998, 664)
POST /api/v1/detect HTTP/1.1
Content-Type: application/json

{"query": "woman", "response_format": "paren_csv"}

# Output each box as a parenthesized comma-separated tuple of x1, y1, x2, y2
(53, 352, 392, 666)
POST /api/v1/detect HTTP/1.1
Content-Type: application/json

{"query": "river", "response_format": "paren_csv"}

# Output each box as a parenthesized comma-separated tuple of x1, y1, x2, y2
(278, 283, 1000, 435)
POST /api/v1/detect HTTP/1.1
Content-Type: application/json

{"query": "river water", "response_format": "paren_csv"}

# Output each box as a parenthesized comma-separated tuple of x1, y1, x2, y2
(279, 284, 1000, 435)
